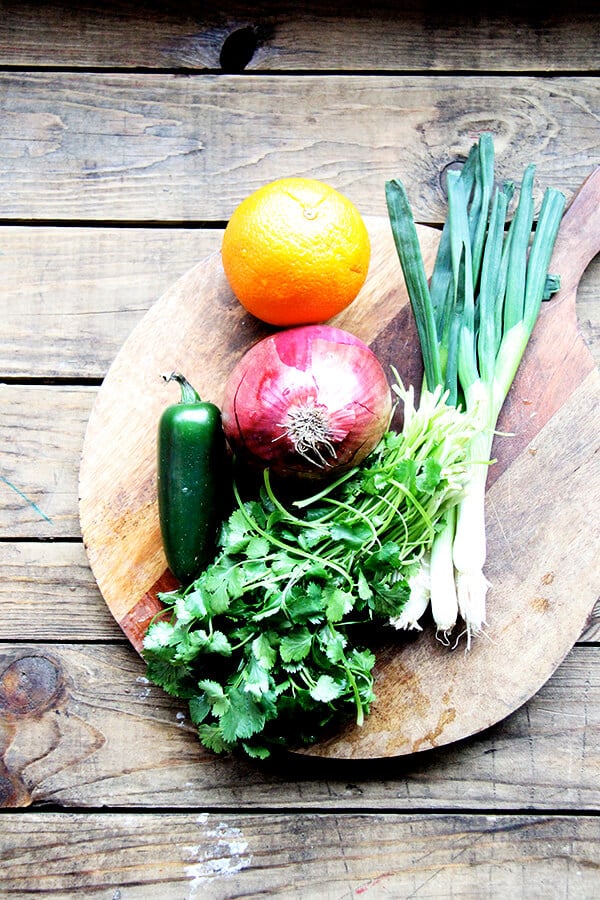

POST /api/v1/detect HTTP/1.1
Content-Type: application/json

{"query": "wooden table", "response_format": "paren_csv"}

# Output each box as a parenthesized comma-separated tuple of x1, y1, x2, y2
(1, 3, 599, 896)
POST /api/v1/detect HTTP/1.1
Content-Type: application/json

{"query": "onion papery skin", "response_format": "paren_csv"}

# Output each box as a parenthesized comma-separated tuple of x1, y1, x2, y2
(221, 325, 392, 481)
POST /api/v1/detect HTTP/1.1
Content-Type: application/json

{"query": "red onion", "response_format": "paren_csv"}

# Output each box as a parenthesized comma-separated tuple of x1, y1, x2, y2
(221, 325, 392, 480)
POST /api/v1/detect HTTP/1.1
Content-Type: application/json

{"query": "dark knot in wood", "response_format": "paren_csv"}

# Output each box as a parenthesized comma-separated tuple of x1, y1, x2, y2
(0, 654, 65, 720)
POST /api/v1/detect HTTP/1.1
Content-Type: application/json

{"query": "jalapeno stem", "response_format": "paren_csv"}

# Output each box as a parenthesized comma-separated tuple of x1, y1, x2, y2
(161, 371, 201, 404)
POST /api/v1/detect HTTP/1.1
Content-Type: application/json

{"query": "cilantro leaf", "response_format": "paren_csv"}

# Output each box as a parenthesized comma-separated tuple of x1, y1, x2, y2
(415, 457, 442, 493)
(180, 588, 208, 621)
(363, 541, 404, 572)
(200, 562, 236, 611)
(357, 569, 373, 601)
(144, 656, 192, 698)
(245, 536, 271, 558)
(188, 693, 210, 725)
(252, 633, 277, 669)
(219, 507, 253, 552)
(330, 521, 373, 549)
(304, 560, 329, 579)
(241, 655, 271, 698)
(207, 630, 233, 656)
(219, 688, 267, 742)
(173, 628, 209, 662)
(317, 626, 347, 664)
(369, 575, 410, 617)
(297, 526, 330, 550)
(198, 723, 235, 755)
(309, 674, 344, 703)
(156, 588, 183, 607)
(393, 457, 417, 490)
(324, 586, 354, 623)
(271, 552, 301, 577)
(279, 627, 313, 663)
(142, 620, 177, 653)
(349, 647, 377, 677)
(197, 679, 230, 717)
(241, 741, 271, 760)
(286, 582, 325, 624)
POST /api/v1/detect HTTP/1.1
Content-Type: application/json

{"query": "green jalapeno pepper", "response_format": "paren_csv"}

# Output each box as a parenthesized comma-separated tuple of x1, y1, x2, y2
(157, 372, 228, 585)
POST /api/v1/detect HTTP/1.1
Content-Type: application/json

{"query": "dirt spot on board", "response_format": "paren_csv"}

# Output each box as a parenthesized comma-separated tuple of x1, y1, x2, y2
(412, 706, 457, 752)
(531, 596, 551, 613)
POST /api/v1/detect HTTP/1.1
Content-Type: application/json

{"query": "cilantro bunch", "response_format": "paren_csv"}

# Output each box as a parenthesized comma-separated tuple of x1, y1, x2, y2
(143, 383, 474, 758)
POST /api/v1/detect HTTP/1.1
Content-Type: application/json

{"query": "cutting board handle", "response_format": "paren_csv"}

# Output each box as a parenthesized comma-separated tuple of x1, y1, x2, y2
(550, 166, 600, 299)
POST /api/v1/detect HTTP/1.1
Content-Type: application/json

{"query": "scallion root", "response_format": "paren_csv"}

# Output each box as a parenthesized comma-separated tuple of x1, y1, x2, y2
(390, 555, 431, 631)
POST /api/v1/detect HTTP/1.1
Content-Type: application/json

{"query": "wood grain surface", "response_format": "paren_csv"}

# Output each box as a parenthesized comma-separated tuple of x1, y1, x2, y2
(0, 74, 597, 222)
(79, 170, 600, 759)
(1, 810, 599, 897)
(1, 5, 599, 895)
(1, 1, 598, 71)
(0, 227, 222, 378)
(1, 642, 599, 810)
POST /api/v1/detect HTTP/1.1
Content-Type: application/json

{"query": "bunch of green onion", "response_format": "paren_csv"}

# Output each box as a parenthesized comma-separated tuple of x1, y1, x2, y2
(385, 133, 566, 646)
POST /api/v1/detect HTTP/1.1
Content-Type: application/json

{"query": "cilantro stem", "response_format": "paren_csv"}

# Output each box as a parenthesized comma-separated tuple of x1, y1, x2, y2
(263, 469, 339, 533)
(292, 465, 361, 509)
(233, 477, 355, 588)
(229, 634, 257, 652)
(343, 659, 364, 727)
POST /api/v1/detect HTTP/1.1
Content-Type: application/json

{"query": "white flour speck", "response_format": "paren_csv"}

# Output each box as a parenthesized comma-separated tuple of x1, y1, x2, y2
(182, 815, 251, 896)
(135, 676, 151, 699)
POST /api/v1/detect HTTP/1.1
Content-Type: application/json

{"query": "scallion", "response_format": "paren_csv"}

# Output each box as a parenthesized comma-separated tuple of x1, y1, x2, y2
(386, 134, 565, 646)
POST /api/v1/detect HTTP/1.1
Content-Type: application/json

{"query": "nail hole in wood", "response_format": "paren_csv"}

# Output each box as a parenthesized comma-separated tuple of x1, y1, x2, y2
(220, 26, 258, 73)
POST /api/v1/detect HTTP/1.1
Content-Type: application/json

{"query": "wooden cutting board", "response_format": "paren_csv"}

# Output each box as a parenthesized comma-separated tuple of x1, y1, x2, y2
(79, 169, 600, 759)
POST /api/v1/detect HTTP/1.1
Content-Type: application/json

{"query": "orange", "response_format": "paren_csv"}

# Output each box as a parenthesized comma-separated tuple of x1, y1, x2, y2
(221, 177, 371, 326)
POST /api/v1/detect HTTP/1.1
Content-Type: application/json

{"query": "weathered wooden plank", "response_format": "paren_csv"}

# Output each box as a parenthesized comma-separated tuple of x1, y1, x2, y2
(0, 74, 597, 222)
(1, 228, 598, 380)
(1, 543, 597, 643)
(2, 540, 597, 644)
(0, 385, 95, 539)
(0, 226, 222, 378)
(0, 1, 598, 72)
(1, 811, 599, 898)
(0, 643, 598, 810)
(0, 542, 120, 641)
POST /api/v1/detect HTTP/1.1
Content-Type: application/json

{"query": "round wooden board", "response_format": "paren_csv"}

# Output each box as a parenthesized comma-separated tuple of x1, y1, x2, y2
(80, 174, 600, 759)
